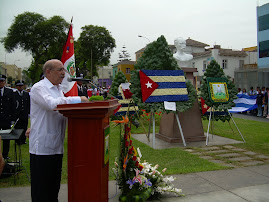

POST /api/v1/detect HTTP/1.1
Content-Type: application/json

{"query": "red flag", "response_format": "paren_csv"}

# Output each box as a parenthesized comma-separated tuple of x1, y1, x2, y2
(201, 97, 210, 114)
(139, 70, 159, 102)
(61, 24, 78, 96)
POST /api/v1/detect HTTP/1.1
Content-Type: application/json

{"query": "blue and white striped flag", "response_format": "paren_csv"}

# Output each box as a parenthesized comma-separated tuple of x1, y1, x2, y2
(229, 94, 257, 113)
(139, 70, 189, 103)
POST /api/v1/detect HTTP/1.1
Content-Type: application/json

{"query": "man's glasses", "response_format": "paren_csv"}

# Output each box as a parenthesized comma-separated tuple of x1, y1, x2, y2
(52, 68, 68, 73)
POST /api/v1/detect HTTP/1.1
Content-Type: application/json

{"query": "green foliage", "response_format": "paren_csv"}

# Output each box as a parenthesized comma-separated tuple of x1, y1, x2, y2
(88, 95, 104, 101)
(200, 60, 238, 122)
(2, 12, 69, 83)
(134, 35, 178, 70)
(130, 35, 196, 113)
(7, 76, 13, 85)
(110, 71, 127, 96)
(76, 25, 116, 77)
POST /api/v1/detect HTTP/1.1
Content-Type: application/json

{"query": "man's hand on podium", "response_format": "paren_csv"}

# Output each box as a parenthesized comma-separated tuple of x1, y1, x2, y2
(80, 96, 90, 103)
(25, 128, 31, 138)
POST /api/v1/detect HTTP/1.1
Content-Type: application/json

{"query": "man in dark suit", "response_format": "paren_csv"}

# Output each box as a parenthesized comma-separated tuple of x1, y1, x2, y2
(77, 77, 88, 98)
(0, 74, 16, 159)
(14, 80, 30, 145)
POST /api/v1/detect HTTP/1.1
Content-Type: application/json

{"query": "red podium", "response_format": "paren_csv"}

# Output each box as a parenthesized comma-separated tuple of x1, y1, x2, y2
(55, 100, 120, 202)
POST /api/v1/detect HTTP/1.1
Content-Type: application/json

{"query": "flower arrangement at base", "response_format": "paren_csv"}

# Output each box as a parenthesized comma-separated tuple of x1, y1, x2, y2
(112, 116, 183, 201)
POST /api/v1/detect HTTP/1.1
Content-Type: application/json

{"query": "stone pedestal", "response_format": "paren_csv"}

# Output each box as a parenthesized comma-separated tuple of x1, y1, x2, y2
(157, 100, 205, 143)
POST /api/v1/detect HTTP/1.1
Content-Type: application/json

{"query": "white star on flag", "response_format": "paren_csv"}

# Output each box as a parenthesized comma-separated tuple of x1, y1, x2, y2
(145, 81, 152, 88)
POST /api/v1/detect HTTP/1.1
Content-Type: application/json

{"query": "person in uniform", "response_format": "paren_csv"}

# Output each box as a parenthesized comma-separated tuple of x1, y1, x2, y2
(77, 75, 88, 98)
(14, 80, 30, 145)
(0, 74, 16, 159)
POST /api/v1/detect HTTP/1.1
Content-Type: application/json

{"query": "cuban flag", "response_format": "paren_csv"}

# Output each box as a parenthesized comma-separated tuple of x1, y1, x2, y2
(139, 70, 188, 103)
(228, 94, 257, 113)
(61, 24, 78, 97)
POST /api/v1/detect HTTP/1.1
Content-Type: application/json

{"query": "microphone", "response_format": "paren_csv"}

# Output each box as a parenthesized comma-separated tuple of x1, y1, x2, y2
(67, 77, 91, 82)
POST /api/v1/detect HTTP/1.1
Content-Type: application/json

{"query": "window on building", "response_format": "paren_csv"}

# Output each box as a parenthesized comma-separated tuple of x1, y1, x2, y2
(192, 62, 195, 68)
(203, 60, 207, 71)
(259, 40, 269, 58)
(239, 60, 244, 69)
(126, 68, 130, 74)
(258, 14, 269, 31)
(222, 59, 228, 69)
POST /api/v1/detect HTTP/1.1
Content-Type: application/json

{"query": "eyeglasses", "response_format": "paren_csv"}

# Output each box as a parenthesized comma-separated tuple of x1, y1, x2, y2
(52, 68, 66, 72)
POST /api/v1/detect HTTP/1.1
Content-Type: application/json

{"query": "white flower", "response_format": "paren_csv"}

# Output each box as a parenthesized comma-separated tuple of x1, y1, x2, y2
(163, 176, 175, 183)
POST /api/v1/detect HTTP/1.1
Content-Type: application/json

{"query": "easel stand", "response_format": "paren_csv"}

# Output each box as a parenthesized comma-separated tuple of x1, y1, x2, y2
(148, 112, 186, 148)
(206, 110, 246, 146)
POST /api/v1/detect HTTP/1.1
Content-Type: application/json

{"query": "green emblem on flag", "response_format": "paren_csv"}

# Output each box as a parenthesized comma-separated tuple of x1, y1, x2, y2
(67, 61, 76, 77)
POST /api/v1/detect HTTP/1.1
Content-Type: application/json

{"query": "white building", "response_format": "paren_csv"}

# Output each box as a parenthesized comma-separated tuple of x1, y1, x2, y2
(136, 38, 257, 88)
(97, 65, 113, 88)
(170, 39, 255, 87)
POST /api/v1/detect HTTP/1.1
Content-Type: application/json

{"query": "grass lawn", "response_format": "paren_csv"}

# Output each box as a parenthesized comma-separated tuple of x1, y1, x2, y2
(0, 114, 268, 188)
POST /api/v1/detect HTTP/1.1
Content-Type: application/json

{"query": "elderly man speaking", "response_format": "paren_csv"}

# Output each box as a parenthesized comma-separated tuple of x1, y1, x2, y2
(28, 59, 89, 202)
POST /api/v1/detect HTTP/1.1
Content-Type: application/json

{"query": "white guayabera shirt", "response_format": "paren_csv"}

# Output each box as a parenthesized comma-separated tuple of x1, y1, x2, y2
(29, 77, 81, 155)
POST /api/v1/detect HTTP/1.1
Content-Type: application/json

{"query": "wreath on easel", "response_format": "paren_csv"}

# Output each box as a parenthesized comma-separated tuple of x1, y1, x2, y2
(200, 60, 237, 122)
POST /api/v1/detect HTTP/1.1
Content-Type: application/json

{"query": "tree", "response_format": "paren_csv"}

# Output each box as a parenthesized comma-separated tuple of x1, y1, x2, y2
(110, 71, 127, 96)
(118, 45, 131, 62)
(200, 60, 237, 122)
(2, 12, 69, 83)
(76, 25, 116, 78)
(130, 35, 196, 113)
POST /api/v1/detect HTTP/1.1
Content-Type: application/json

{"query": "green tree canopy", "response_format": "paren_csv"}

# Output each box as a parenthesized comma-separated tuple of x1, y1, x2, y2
(200, 60, 237, 122)
(1, 12, 69, 83)
(110, 71, 127, 96)
(76, 25, 116, 78)
(130, 35, 196, 113)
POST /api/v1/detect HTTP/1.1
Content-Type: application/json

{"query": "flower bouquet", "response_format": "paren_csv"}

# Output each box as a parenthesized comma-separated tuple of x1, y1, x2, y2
(112, 116, 183, 201)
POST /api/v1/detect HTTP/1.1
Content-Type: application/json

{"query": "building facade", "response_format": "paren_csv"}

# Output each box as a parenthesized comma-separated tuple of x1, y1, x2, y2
(0, 62, 22, 82)
(116, 60, 135, 81)
(97, 65, 113, 88)
(235, 1, 269, 90)
(136, 38, 253, 88)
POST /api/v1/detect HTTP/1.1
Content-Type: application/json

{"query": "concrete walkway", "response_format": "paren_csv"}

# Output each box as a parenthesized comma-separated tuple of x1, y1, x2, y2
(1, 164, 269, 201)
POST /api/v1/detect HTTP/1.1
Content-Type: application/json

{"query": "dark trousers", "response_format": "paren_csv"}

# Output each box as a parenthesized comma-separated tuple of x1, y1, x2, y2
(30, 154, 63, 202)
(1, 120, 11, 158)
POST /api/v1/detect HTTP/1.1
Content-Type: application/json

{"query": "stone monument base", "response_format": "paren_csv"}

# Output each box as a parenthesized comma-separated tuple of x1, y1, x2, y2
(157, 100, 205, 143)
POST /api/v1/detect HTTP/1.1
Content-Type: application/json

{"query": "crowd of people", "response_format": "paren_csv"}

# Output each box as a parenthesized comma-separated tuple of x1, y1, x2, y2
(237, 86, 269, 118)
(76, 75, 110, 99)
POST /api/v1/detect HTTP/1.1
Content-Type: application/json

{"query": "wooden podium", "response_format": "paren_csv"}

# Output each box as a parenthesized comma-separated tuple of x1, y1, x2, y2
(56, 100, 120, 202)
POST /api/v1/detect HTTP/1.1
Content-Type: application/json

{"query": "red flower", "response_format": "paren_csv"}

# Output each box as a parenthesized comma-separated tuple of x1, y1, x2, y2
(122, 89, 133, 99)
(132, 156, 137, 161)
(135, 161, 139, 167)
(139, 165, 143, 171)
(126, 126, 131, 132)
(129, 140, 132, 146)
(125, 141, 129, 147)
(128, 146, 134, 155)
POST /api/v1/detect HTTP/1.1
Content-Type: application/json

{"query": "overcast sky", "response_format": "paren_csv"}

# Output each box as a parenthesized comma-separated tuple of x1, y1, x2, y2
(0, 0, 258, 69)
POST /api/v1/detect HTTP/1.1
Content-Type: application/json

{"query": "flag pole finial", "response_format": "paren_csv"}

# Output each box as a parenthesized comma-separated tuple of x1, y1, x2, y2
(71, 16, 73, 23)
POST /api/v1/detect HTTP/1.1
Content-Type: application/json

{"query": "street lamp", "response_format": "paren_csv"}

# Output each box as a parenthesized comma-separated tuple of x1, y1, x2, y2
(138, 35, 150, 43)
